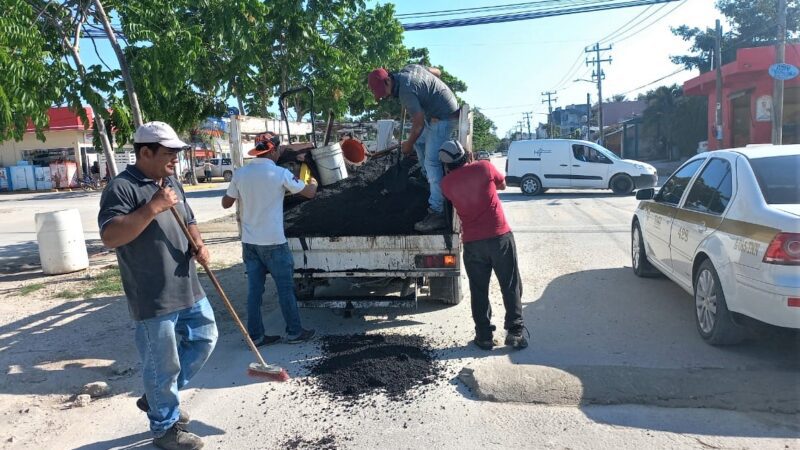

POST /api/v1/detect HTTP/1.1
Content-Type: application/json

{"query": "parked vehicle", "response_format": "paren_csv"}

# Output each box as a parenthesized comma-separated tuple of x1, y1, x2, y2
(631, 144, 800, 345)
(476, 151, 491, 160)
(185, 158, 234, 182)
(505, 139, 657, 195)
(228, 90, 475, 309)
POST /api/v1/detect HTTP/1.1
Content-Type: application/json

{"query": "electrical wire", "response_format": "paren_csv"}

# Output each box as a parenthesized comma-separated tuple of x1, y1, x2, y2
(608, 0, 687, 45)
(596, 4, 654, 44)
(401, 0, 680, 31)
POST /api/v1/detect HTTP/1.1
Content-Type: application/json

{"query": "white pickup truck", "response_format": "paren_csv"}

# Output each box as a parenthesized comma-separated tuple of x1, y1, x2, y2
(229, 101, 473, 310)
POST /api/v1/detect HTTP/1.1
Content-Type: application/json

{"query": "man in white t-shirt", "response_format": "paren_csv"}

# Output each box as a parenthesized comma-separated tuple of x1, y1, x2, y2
(221, 132, 318, 346)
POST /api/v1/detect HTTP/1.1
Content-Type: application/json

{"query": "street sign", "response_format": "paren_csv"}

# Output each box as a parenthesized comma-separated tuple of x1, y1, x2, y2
(769, 63, 799, 80)
(225, 106, 240, 117)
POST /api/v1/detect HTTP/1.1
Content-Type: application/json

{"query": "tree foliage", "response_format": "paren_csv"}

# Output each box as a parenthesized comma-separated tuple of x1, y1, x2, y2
(641, 85, 707, 158)
(671, 0, 799, 73)
(472, 108, 500, 152)
(0, 0, 68, 141)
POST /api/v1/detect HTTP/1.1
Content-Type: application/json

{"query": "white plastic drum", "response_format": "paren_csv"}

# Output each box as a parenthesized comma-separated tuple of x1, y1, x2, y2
(311, 143, 348, 186)
(35, 209, 89, 275)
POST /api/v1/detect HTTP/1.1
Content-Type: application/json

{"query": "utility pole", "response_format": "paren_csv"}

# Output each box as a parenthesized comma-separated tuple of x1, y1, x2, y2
(773, 0, 787, 144)
(586, 93, 591, 140)
(541, 91, 557, 138)
(586, 43, 612, 144)
(714, 20, 724, 148)
(522, 112, 533, 139)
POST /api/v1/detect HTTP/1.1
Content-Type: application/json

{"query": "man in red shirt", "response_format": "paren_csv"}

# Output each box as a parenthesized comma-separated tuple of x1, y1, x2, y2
(439, 141, 527, 350)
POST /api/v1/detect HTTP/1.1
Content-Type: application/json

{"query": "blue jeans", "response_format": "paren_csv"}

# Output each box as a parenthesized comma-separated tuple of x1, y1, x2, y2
(242, 242, 303, 338)
(414, 119, 457, 214)
(134, 297, 217, 437)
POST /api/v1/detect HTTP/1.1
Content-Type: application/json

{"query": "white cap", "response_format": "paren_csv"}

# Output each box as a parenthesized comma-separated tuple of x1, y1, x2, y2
(133, 121, 189, 149)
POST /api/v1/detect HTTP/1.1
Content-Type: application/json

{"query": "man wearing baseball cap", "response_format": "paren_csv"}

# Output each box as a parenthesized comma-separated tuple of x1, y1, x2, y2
(438, 140, 527, 351)
(98, 121, 217, 449)
(222, 132, 318, 347)
(368, 64, 459, 233)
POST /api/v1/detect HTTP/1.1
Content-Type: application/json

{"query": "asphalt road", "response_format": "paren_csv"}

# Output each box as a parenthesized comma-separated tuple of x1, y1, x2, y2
(5, 158, 799, 449)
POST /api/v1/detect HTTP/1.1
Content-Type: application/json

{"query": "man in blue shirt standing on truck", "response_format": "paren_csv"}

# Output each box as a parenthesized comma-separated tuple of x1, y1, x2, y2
(368, 64, 460, 232)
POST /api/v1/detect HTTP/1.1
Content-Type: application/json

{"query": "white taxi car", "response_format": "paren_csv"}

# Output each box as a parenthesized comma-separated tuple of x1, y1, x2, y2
(631, 145, 800, 345)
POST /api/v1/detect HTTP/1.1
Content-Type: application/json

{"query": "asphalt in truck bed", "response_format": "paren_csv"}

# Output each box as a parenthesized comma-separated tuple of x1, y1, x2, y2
(284, 156, 434, 237)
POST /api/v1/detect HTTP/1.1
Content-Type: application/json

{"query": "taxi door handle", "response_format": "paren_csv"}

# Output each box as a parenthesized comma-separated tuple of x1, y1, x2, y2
(572, 164, 581, 167)
(560, 164, 568, 167)
(696, 222, 707, 232)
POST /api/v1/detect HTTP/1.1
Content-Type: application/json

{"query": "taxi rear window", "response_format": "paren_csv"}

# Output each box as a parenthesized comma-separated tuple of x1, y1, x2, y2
(749, 155, 800, 204)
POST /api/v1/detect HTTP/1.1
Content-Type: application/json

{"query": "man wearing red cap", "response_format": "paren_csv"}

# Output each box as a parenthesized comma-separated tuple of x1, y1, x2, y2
(221, 133, 318, 346)
(368, 64, 459, 232)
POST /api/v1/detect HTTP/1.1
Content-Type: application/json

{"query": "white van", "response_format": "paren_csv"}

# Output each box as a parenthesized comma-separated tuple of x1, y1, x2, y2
(505, 139, 657, 195)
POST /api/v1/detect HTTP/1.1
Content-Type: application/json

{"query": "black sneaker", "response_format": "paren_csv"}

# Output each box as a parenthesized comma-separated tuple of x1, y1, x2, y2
(505, 326, 530, 349)
(253, 335, 281, 347)
(414, 210, 447, 233)
(153, 423, 204, 450)
(137, 395, 190, 425)
(286, 328, 316, 344)
(473, 338, 497, 350)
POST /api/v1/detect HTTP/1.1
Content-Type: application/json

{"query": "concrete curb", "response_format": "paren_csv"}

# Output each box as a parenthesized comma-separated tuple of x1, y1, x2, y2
(458, 363, 800, 414)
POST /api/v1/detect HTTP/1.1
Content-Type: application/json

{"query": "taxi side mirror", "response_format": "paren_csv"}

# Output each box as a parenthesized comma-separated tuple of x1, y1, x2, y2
(636, 188, 655, 200)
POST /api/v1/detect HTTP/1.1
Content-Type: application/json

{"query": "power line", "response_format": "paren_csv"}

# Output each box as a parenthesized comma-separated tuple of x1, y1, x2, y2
(396, 0, 587, 19)
(608, 0, 687, 44)
(402, 0, 681, 31)
(596, 4, 655, 43)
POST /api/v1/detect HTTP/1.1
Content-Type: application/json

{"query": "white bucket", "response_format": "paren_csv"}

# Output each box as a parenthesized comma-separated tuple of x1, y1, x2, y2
(311, 143, 348, 186)
(35, 209, 89, 275)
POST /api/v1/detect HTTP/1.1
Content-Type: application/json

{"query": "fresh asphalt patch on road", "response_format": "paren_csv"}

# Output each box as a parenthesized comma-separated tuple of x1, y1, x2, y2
(458, 362, 800, 414)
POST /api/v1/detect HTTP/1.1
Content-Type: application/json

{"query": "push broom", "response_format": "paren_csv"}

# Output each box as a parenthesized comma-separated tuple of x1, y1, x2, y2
(163, 182, 289, 382)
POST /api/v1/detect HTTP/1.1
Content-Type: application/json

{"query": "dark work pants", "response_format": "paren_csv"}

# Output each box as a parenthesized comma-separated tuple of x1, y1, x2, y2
(463, 232, 524, 340)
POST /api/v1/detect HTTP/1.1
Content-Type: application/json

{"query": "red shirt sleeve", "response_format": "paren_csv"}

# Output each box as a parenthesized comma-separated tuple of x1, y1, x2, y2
(487, 161, 504, 184)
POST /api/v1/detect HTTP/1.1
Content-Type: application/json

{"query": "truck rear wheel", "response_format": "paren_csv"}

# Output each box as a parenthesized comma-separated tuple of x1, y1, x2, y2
(429, 276, 463, 305)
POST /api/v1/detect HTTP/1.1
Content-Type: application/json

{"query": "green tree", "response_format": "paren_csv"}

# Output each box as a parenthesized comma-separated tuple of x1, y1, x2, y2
(671, 0, 799, 73)
(641, 85, 707, 159)
(0, 0, 67, 141)
(472, 108, 500, 152)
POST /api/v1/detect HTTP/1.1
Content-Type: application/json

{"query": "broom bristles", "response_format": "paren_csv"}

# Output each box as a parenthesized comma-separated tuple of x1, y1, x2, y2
(247, 362, 290, 382)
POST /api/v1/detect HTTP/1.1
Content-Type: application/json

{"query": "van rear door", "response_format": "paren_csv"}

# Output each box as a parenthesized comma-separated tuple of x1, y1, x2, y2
(539, 141, 571, 188)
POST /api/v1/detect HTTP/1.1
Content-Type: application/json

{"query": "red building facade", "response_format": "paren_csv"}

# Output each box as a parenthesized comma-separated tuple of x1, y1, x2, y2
(683, 44, 800, 149)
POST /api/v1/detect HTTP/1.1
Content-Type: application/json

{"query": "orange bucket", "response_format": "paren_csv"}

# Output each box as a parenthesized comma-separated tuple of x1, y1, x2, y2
(340, 138, 367, 165)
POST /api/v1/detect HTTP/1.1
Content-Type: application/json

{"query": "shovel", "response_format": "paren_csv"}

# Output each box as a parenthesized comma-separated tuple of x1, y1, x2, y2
(383, 110, 415, 194)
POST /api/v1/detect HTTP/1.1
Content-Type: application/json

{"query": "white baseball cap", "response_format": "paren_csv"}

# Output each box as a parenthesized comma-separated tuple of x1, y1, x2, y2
(133, 121, 189, 149)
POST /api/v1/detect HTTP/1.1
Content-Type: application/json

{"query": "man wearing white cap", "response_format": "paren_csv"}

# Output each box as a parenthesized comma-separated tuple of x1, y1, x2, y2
(98, 121, 217, 450)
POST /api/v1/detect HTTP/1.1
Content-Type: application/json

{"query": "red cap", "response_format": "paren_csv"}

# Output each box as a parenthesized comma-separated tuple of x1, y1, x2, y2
(368, 68, 390, 100)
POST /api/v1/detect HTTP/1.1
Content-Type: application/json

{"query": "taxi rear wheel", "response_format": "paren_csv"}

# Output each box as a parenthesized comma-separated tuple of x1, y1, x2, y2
(631, 221, 658, 277)
(694, 259, 746, 345)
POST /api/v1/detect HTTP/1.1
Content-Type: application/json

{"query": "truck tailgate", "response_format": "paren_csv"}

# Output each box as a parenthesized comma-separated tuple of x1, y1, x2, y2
(288, 234, 460, 273)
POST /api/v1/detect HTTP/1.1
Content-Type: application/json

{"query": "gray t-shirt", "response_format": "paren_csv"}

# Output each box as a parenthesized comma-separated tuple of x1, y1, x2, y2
(98, 165, 206, 321)
(394, 64, 458, 121)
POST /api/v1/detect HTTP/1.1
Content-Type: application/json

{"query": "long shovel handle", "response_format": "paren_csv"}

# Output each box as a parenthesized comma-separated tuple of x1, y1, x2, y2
(167, 205, 269, 368)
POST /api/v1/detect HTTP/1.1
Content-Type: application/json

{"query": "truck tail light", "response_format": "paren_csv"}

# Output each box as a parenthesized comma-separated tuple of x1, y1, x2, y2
(763, 233, 800, 265)
(415, 254, 457, 268)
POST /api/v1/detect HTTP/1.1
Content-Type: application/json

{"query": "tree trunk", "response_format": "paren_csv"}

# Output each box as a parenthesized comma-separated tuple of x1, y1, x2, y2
(64, 38, 118, 177)
(92, 0, 143, 128)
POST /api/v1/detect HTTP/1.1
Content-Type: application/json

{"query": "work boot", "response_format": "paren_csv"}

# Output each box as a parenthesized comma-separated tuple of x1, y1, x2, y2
(286, 328, 316, 344)
(253, 335, 281, 347)
(137, 395, 190, 425)
(153, 423, 204, 450)
(505, 325, 530, 349)
(414, 209, 447, 233)
(473, 337, 498, 351)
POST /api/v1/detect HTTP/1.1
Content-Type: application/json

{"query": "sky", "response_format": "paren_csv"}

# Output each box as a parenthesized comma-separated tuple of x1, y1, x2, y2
(79, 0, 724, 137)
(382, 0, 721, 137)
